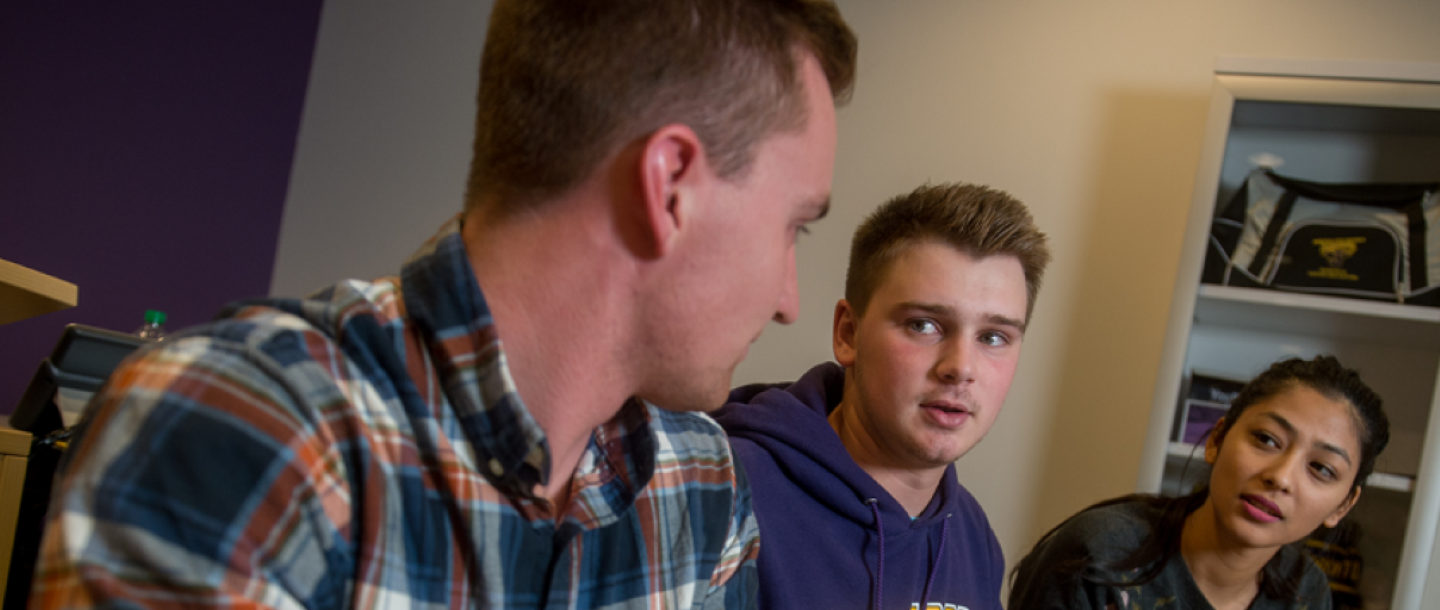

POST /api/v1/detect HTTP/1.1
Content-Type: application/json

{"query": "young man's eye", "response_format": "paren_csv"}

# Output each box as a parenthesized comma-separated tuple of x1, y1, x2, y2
(906, 319, 940, 335)
(978, 331, 1010, 347)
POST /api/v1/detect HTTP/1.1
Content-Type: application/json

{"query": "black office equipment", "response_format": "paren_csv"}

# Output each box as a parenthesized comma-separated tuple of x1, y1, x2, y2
(9, 324, 145, 436)
(5, 324, 143, 610)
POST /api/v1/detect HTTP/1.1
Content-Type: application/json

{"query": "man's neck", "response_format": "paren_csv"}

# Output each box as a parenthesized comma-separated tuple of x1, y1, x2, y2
(1179, 501, 1271, 610)
(827, 403, 947, 517)
(461, 203, 639, 505)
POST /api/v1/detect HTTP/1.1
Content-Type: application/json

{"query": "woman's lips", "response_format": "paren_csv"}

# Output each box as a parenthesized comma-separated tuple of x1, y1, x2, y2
(1241, 494, 1283, 523)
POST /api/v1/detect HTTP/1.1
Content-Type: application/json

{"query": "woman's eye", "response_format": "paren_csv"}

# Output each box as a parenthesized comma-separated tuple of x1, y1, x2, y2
(1311, 462, 1337, 481)
(1252, 431, 1280, 448)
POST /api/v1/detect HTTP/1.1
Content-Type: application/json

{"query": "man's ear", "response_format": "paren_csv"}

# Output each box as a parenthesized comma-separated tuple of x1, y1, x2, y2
(833, 299, 858, 367)
(637, 124, 706, 259)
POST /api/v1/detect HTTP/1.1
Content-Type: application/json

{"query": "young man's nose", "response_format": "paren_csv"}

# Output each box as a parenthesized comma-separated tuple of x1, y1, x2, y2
(935, 338, 976, 384)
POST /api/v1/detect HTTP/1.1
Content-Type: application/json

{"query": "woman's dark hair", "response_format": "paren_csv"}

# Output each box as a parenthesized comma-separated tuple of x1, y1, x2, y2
(1013, 355, 1389, 601)
(1215, 355, 1389, 499)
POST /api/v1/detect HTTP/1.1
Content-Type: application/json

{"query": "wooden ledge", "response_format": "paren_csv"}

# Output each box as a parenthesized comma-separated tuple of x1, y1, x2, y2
(0, 258, 77, 326)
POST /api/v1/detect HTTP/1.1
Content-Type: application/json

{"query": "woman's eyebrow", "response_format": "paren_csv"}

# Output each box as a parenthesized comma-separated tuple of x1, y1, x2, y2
(1260, 411, 1353, 466)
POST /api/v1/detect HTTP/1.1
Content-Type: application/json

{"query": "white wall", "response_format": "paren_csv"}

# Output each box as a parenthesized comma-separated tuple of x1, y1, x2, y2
(270, 2, 491, 296)
(276, 0, 1440, 578)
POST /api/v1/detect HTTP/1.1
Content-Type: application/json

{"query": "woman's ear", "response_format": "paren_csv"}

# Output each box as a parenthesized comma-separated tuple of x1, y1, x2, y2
(1204, 418, 1226, 465)
(1324, 486, 1362, 528)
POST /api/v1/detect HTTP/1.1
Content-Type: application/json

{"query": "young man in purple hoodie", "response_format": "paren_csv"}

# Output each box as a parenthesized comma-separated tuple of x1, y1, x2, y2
(714, 183, 1051, 610)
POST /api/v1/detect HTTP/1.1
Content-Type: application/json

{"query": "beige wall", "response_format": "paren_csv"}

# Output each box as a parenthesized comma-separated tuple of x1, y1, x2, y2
(733, 0, 1440, 571)
(280, 0, 1440, 579)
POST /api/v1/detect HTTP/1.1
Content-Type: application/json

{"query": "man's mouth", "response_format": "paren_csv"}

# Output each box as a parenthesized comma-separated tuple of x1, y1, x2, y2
(921, 400, 972, 428)
(922, 400, 970, 414)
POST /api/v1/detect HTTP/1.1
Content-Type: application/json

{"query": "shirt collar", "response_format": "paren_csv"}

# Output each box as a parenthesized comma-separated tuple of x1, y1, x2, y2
(398, 216, 656, 510)
(399, 215, 550, 498)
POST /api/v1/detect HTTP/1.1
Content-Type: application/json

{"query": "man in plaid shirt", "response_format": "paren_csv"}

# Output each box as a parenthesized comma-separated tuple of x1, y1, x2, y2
(30, 1, 856, 608)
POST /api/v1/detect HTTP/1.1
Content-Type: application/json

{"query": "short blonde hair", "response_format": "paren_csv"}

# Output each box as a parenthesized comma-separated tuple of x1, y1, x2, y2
(846, 183, 1051, 321)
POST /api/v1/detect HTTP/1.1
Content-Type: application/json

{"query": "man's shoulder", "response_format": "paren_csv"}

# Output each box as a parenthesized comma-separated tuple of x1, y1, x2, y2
(941, 476, 997, 527)
(647, 407, 735, 466)
(99, 277, 409, 426)
(217, 276, 403, 339)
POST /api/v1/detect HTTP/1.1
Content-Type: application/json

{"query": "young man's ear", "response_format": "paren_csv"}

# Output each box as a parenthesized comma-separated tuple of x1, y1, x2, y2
(636, 124, 706, 259)
(833, 299, 858, 367)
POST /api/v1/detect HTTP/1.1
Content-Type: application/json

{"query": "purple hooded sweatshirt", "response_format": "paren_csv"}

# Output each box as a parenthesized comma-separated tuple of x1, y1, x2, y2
(713, 362, 1005, 610)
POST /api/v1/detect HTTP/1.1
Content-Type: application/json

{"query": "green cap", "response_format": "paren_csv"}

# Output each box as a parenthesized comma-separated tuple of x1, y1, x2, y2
(144, 309, 167, 325)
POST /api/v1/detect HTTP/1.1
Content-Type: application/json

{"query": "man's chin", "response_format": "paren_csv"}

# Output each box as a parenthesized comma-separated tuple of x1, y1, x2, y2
(636, 374, 733, 413)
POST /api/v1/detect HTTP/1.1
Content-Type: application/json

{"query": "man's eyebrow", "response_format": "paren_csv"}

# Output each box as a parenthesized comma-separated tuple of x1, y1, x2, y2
(988, 314, 1027, 334)
(1260, 411, 1353, 466)
(899, 301, 954, 318)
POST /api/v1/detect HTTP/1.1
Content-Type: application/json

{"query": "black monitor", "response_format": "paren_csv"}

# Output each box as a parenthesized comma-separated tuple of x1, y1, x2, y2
(10, 324, 145, 435)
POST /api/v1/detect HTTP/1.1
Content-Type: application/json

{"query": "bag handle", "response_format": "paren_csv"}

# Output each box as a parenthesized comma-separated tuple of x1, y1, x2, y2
(1247, 190, 1300, 279)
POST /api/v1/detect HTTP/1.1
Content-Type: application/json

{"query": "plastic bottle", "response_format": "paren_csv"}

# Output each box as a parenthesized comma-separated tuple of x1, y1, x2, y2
(135, 309, 168, 341)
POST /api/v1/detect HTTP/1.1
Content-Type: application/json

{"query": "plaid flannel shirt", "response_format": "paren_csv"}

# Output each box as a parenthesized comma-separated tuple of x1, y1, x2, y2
(30, 217, 760, 609)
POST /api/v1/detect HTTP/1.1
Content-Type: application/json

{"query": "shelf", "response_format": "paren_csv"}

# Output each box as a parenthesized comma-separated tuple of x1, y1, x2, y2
(1148, 63, 1440, 610)
(1194, 285, 1440, 348)
(0, 258, 77, 326)
(1168, 441, 1198, 458)
(1369, 472, 1417, 493)
(1167, 442, 1416, 493)
(1231, 99, 1440, 137)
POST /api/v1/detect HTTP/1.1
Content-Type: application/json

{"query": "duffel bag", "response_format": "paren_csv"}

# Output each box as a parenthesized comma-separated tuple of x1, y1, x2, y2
(1202, 168, 1440, 306)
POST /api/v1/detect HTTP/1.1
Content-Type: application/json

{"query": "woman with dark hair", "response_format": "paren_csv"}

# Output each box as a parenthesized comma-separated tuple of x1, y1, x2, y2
(1009, 355, 1390, 610)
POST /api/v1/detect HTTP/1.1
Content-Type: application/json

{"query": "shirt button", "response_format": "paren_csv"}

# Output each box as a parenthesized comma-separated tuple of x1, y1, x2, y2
(488, 458, 504, 476)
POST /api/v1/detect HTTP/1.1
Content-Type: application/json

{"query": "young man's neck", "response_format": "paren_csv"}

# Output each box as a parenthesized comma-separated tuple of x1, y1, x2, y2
(461, 200, 640, 508)
(828, 402, 948, 517)
(1179, 501, 1272, 610)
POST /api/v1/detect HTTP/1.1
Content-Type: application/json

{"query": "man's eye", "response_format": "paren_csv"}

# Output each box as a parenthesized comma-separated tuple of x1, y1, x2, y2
(907, 319, 940, 335)
(979, 331, 1009, 347)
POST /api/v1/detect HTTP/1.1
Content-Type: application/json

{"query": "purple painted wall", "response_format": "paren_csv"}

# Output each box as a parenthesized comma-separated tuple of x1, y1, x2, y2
(0, 2, 323, 414)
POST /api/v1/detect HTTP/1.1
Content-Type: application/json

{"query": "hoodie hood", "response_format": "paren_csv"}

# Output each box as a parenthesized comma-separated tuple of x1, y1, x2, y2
(714, 362, 961, 532)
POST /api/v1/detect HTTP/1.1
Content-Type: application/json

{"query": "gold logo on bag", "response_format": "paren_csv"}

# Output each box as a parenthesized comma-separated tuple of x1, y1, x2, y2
(1307, 237, 1365, 281)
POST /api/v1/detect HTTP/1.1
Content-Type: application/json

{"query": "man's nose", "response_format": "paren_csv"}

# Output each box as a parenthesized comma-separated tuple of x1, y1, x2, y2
(773, 250, 800, 324)
(935, 337, 976, 384)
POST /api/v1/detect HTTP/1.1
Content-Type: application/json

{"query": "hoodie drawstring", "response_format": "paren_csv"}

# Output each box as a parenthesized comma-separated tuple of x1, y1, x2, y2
(866, 499, 885, 610)
(866, 501, 952, 610)
(919, 515, 950, 607)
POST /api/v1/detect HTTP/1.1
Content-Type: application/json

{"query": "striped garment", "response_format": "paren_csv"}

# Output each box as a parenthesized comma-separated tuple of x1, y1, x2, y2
(30, 217, 760, 609)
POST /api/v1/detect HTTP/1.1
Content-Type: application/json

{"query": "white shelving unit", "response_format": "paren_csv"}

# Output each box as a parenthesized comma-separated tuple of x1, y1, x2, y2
(1140, 59, 1440, 610)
